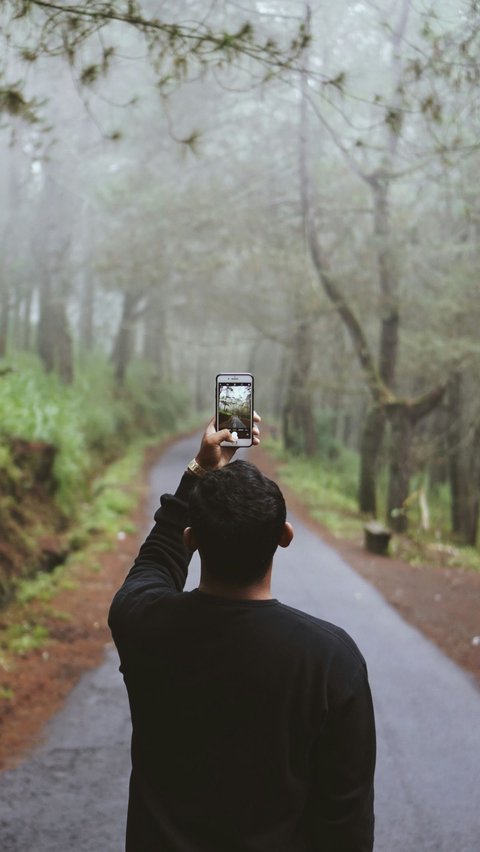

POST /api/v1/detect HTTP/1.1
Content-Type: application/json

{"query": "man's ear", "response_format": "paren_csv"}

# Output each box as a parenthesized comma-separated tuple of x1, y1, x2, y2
(183, 527, 198, 552)
(279, 521, 294, 549)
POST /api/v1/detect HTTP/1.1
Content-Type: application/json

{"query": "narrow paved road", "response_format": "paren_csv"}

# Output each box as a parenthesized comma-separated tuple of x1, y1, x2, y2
(1, 434, 479, 851)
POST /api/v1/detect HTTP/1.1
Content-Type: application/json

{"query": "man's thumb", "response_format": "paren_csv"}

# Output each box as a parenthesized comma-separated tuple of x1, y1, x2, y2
(217, 429, 236, 444)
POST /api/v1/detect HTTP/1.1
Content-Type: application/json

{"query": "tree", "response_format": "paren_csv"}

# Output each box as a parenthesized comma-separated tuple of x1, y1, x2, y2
(0, 140, 23, 357)
(296, 1, 460, 530)
(34, 160, 74, 382)
(446, 371, 479, 546)
(0, 1, 309, 127)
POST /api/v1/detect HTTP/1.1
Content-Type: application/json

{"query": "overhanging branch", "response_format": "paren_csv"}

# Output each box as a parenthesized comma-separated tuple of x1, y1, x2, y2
(28, 1, 310, 69)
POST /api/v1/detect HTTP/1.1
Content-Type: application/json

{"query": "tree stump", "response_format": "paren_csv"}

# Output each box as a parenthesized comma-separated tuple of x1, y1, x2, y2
(364, 521, 392, 555)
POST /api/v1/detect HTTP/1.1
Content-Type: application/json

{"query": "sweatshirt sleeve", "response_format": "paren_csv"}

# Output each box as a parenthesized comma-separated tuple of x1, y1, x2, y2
(307, 660, 376, 852)
(108, 472, 197, 635)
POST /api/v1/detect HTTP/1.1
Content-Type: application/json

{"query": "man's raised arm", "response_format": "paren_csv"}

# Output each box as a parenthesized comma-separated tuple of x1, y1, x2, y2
(108, 416, 260, 632)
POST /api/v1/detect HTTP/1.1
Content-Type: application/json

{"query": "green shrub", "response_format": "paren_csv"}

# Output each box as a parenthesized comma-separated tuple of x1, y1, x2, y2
(5, 621, 50, 654)
(124, 360, 189, 436)
(0, 355, 89, 511)
(74, 355, 129, 457)
(315, 411, 342, 460)
(0, 352, 188, 516)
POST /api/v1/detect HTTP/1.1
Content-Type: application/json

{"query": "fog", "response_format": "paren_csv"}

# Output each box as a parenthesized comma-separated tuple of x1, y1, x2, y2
(1, 0, 479, 536)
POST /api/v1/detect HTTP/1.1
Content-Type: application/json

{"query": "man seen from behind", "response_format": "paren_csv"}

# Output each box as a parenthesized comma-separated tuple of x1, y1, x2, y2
(109, 414, 376, 851)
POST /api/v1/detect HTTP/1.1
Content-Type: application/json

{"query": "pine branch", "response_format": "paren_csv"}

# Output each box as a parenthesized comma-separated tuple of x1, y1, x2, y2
(27, 1, 309, 68)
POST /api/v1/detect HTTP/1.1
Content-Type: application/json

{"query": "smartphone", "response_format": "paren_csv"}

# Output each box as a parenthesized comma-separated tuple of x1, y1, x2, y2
(215, 373, 254, 447)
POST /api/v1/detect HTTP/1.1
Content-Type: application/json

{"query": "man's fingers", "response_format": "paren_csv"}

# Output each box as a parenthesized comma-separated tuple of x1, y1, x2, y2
(200, 413, 261, 461)
(204, 416, 216, 437)
(214, 428, 237, 445)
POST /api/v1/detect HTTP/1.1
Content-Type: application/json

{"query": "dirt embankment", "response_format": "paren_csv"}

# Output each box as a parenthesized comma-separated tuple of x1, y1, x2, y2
(0, 439, 68, 604)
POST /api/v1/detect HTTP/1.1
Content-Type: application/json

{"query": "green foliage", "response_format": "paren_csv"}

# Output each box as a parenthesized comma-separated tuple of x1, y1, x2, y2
(265, 435, 360, 538)
(269, 436, 480, 569)
(69, 451, 134, 542)
(0, 686, 14, 701)
(376, 472, 452, 540)
(74, 355, 128, 457)
(447, 547, 480, 572)
(0, 83, 40, 123)
(385, 107, 404, 135)
(315, 411, 343, 460)
(124, 360, 189, 436)
(4, 621, 49, 654)
(0, 353, 188, 516)
(0, 443, 20, 484)
(0, 354, 89, 511)
(15, 565, 71, 605)
(72, 441, 145, 549)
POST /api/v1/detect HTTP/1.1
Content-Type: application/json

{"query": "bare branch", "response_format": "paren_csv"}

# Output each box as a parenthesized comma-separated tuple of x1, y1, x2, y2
(299, 64, 391, 406)
(410, 383, 447, 423)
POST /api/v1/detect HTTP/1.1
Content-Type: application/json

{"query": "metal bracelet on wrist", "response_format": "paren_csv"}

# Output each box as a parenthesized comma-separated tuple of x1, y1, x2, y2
(187, 459, 207, 477)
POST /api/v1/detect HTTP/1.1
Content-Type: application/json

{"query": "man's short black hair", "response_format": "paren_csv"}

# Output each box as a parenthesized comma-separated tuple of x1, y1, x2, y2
(188, 460, 287, 586)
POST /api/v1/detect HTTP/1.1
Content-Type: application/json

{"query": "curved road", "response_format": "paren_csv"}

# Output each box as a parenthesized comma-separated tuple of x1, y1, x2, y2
(1, 434, 479, 851)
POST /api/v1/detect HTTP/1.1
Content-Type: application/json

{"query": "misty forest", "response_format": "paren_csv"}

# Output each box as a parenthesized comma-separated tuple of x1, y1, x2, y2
(0, 1, 479, 622)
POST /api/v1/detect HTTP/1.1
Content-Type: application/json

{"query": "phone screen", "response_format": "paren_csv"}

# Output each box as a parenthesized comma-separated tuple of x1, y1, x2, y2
(217, 378, 253, 440)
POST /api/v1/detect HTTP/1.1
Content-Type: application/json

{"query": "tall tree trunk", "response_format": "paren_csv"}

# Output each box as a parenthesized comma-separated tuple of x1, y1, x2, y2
(447, 373, 479, 546)
(282, 316, 317, 457)
(143, 289, 169, 381)
(359, 406, 386, 515)
(448, 373, 463, 535)
(358, 0, 411, 515)
(471, 425, 480, 546)
(386, 386, 446, 532)
(0, 286, 9, 359)
(34, 164, 74, 381)
(78, 201, 95, 352)
(37, 273, 55, 372)
(22, 287, 33, 350)
(274, 347, 288, 420)
(112, 291, 138, 386)
(54, 301, 74, 384)
(0, 140, 23, 357)
(357, 176, 400, 514)
(374, 177, 399, 388)
(37, 275, 73, 382)
(79, 272, 94, 352)
(386, 404, 413, 533)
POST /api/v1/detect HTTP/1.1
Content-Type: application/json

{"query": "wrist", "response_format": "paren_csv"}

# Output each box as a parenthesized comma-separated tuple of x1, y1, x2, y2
(187, 458, 208, 477)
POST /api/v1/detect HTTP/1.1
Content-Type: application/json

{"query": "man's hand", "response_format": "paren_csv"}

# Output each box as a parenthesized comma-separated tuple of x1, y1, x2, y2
(195, 412, 261, 472)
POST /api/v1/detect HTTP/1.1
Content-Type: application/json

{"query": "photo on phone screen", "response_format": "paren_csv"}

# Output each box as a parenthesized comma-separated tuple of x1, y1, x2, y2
(216, 375, 253, 443)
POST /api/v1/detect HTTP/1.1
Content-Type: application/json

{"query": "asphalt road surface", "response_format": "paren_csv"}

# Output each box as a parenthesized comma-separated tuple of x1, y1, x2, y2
(1, 433, 479, 851)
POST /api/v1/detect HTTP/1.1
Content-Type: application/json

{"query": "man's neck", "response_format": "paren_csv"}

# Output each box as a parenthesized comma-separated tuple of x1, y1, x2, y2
(198, 568, 273, 601)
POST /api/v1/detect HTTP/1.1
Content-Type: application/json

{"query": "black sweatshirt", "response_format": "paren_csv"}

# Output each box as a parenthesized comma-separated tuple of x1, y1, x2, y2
(109, 472, 376, 852)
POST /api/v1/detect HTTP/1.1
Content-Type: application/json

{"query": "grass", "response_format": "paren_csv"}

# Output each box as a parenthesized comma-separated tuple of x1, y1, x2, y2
(264, 435, 480, 572)
(15, 567, 74, 605)
(264, 436, 362, 539)
(0, 352, 192, 515)
(5, 622, 50, 654)
(0, 686, 14, 701)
